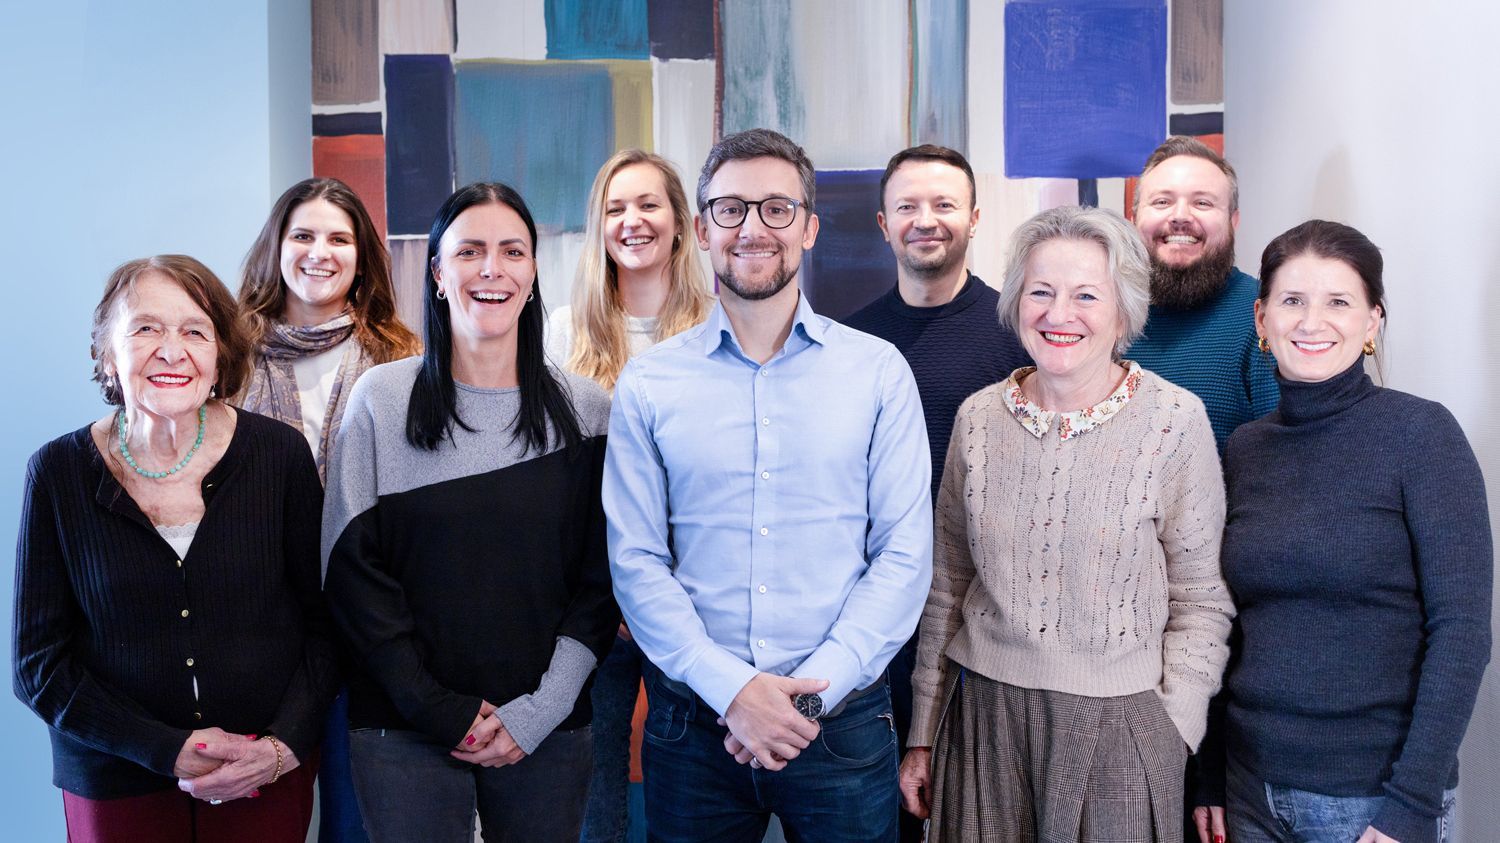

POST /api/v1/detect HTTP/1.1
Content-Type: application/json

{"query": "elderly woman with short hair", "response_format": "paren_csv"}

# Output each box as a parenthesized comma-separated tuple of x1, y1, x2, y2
(898, 205, 1235, 842)
(13, 255, 336, 842)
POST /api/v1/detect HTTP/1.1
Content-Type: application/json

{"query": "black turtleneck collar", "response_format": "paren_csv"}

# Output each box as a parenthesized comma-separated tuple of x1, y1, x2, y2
(1275, 358, 1378, 425)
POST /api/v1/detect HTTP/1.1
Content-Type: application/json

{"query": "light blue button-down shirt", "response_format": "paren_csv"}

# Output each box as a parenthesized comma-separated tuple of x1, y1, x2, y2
(604, 294, 933, 716)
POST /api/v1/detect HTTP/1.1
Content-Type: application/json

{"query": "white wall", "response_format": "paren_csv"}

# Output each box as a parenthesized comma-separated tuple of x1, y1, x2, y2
(0, 2, 309, 837)
(1225, 2, 1500, 837)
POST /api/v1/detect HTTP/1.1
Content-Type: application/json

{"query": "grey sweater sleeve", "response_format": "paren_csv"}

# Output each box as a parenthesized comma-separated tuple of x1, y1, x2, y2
(494, 636, 598, 754)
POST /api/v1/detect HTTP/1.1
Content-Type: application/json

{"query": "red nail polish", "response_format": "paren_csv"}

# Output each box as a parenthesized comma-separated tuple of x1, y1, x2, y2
(466, 735, 476, 745)
(246, 734, 257, 740)
(1215, 836, 1225, 843)
(195, 743, 207, 749)
(251, 790, 261, 798)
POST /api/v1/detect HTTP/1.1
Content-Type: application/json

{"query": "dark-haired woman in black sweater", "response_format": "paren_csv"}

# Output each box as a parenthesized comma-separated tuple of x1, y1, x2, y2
(322, 183, 618, 842)
(1192, 221, 1491, 843)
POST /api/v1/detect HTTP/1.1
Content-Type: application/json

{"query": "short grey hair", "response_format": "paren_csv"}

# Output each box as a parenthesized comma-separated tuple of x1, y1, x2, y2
(997, 206, 1151, 356)
(696, 128, 817, 214)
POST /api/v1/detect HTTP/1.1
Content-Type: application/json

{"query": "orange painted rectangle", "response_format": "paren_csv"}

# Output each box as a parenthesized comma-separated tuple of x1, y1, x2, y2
(312, 134, 387, 240)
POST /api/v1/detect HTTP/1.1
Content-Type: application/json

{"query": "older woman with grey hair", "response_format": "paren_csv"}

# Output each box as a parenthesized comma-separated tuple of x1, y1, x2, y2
(897, 205, 1234, 842)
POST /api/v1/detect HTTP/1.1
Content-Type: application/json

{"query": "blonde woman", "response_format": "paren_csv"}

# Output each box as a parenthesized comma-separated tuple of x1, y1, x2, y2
(547, 150, 710, 843)
(546, 149, 711, 389)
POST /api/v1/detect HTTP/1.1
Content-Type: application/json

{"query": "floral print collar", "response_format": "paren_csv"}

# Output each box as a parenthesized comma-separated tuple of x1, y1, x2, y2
(1001, 361, 1144, 440)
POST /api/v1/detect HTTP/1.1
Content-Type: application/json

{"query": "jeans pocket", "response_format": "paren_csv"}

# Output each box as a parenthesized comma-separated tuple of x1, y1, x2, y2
(817, 708, 897, 766)
(642, 682, 689, 744)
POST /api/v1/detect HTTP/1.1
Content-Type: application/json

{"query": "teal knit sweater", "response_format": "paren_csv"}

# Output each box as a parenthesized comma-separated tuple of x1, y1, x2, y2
(1126, 268, 1278, 450)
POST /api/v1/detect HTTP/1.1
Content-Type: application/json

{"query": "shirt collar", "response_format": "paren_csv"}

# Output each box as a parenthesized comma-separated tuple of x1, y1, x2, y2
(699, 292, 826, 358)
(1002, 360, 1144, 440)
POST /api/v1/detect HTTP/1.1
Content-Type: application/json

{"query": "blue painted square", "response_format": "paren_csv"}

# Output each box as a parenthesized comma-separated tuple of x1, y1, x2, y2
(800, 170, 898, 322)
(453, 61, 614, 232)
(648, 0, 715, 60)
(1003, 0, 1166, 178)
(546, 0, 650, 59)
(384, 55, 454, 236)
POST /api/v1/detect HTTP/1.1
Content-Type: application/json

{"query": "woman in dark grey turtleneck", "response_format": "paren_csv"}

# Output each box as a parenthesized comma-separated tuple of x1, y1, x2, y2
(1194, 221, 1491, 843)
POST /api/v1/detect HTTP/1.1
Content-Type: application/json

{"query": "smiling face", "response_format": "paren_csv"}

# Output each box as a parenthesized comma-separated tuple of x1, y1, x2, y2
(432, 201, 536, 350)
(104, 271, 219, 421)
(279, 198, 359, 326)
(1256, 254, 1382, 383)
(877, 159, 977, 278)
(1017, 238, 1125, 383)
(1134, 155, 1238, 270)
(695, 156, 819, 303)
(603, 162, 677, 279)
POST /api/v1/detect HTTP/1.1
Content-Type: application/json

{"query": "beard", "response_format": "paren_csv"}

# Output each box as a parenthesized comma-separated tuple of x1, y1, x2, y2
(717, 260, 797, 302)
(1148, 233, 1236, 311)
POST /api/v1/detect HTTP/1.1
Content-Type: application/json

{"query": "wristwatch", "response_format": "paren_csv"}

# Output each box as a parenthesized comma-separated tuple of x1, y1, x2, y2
(792, 692, 825, 720)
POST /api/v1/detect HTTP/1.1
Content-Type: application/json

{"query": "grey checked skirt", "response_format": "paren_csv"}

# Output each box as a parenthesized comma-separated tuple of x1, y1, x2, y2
(929, 670, 1187, 843)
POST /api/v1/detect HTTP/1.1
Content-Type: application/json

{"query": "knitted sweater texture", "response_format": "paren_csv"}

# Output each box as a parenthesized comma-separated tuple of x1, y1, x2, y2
(1208, 361, 1492, 843)
(1126, 268, 1278, 451)
(911, 369, 1234, 751)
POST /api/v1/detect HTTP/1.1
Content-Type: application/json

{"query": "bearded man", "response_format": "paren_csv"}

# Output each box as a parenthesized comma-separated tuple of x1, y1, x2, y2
(1128, 136, 1278, 449)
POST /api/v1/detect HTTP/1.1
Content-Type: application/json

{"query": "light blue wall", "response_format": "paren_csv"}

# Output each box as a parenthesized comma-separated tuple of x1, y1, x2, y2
(0, 2, 309, 836)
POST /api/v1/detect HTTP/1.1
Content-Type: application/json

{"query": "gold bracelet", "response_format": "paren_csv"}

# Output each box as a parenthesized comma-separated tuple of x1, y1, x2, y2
(263, 735, 285, 785)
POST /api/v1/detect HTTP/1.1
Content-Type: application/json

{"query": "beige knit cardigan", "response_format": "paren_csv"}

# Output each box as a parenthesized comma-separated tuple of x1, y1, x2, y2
(909, 368, 1234, 751)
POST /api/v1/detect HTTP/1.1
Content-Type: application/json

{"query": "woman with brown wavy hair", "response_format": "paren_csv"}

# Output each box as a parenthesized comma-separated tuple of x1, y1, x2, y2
(237, 177, 420, 482)
(237, 177, 419, 843)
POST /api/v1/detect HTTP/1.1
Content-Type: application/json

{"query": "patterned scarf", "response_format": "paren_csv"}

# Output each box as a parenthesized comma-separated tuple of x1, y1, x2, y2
(240, 313, 372, 483)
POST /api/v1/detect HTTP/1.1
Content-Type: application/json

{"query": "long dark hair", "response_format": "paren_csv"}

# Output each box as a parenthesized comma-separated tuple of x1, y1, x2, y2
(239, 177, 420, 362)
(405, 182, 583, 453)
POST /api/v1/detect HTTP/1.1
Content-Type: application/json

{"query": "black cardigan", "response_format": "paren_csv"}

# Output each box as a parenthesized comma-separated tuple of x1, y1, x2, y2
(12, 410, 337, 799)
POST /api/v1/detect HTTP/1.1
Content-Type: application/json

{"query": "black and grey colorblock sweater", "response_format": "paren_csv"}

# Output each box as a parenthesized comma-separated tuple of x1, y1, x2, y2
(322, 358, 617, 753)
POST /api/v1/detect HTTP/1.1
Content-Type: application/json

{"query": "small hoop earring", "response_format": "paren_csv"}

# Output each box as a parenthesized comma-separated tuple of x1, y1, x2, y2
(436, 287, 446, 300)
(527, 291, 535, 303)
(1363, 339, 1377, 356)
(1257, 336, 1270, 353)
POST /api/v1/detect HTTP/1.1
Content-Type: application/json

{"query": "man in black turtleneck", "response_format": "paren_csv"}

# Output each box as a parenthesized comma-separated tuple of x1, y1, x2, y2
(843, 144, 1029, 842)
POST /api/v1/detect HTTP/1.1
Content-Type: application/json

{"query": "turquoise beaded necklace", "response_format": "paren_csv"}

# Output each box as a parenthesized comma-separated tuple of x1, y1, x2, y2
(117, 405, 207, 479)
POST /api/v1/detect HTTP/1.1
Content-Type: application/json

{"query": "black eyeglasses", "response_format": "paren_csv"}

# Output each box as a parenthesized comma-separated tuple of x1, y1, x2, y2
(703, 196, 803, 230)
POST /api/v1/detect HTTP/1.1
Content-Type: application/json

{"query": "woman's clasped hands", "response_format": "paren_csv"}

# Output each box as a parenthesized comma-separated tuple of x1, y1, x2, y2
(175, 728, 299, 804)
(450, 700, 528, 768)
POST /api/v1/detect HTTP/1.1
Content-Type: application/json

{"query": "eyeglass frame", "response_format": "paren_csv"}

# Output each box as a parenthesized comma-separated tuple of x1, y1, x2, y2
(701, 195, 805, 230)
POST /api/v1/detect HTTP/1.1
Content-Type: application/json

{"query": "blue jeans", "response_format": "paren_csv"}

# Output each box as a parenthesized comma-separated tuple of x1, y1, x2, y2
(348, 725, 592, 843)
(1226, 756, 1456, 843)
(318, 691, 370, 843)
(640, 665, 898, 843)
(581, 634, 645, 843)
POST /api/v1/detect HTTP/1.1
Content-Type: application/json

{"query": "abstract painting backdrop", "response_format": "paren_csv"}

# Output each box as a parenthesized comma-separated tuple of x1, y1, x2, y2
(311, 0, 1225, 327)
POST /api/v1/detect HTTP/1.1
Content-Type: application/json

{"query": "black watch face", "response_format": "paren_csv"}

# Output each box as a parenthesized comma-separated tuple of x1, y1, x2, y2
(794, 693, 824, 720)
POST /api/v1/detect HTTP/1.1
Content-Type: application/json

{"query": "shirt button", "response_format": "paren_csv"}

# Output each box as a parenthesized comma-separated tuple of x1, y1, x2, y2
(759, 527, 769, 536)
(176, 559, 183, 568)
(761, 417, 770, 425)
(180, 609, 189, 618)
(759, 369, 768, 377)
(757, 639, 766, 648)
(194, 712, 202, 721)
(758, 585, 767, 594)
(760, 471, 770, 480)
(185, 658, 194, 667)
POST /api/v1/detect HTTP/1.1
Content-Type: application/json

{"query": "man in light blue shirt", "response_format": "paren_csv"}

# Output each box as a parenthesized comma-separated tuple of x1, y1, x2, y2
(604, 129, 933, 843)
